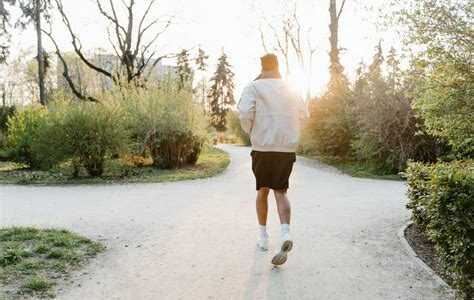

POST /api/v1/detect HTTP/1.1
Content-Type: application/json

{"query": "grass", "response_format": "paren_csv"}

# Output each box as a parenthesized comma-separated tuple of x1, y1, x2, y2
(0, 227, 104, 299)
(303, 154, 404, 180)
(0, 147, 230, 185)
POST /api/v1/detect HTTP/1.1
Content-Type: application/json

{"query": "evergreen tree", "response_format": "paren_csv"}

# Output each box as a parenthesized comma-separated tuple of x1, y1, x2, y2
(194, 47, 209, 112)
(208, 51, 235, 131)
(195, 47, 209, 72)
(386, 47, 401, 90)
(176, 49, 192, 91)
(0, 0, 52, 104)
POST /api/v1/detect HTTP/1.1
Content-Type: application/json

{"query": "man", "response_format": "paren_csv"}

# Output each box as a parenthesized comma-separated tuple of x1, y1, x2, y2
(238, 54, 309, 265)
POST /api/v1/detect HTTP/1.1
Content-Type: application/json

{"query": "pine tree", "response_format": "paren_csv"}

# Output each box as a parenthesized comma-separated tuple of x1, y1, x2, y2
(176, 49, 192, 91)
(208, 51, 235, 131)
(195, 47, 209, 72)
(194, 47, 209, 112)
(386, 47, 401, 91)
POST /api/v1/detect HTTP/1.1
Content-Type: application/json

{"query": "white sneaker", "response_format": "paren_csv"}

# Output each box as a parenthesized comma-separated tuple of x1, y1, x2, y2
(257, 237, 269, 251)
(271, 233, 293, 265)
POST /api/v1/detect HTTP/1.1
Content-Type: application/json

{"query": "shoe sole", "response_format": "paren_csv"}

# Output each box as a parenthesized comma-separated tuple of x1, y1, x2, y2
(271, 240, 293, 265)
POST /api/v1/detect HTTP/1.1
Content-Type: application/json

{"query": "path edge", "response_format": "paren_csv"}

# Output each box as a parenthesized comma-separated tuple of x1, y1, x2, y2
(398, 221, 455, 295)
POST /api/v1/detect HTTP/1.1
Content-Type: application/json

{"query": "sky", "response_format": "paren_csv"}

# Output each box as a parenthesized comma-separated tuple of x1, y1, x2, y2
(5, 0, 401, 98)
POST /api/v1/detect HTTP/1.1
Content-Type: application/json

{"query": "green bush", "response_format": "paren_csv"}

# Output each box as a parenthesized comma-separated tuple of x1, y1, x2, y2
(0, 106, 16, 133)
(38, 101, 129, 177)
(19, 101, 129, 177)
(4, 105, 48, 168)
(301, 93, 353, 157)
(227, 110, 250, 146)
(125, 83, 208, 169)
(405, 162, 431, 228)
(393, 0, 473, 159)
(406, 160, 474, 297)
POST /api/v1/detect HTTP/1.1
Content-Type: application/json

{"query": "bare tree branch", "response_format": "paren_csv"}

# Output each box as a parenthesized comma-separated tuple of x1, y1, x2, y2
(258, 24, 269, 53)
(95, 0, 126, 35)
(42, 28, 99, 102)
(55, 0, 116, 81)
(337, 0, 347, 19)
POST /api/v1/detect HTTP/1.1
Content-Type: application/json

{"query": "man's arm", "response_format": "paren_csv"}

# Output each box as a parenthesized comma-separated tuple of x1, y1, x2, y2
(237, 83, 257, 134)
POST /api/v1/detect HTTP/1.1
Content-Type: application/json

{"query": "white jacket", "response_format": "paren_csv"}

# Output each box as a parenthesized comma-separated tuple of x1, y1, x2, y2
(238, 79, 309, 153)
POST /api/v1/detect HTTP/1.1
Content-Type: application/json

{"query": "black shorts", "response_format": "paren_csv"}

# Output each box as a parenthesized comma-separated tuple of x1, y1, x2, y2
(251, 150, 296, 191)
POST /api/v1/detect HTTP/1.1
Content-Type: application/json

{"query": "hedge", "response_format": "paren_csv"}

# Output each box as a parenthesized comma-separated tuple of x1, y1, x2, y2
(406, 160, 474, 298)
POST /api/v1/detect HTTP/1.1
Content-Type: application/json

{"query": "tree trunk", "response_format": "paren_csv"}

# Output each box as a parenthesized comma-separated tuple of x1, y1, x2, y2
(1, 83, 5, 107)
(328, 0, 344, 85)
(329, 0, 339, 76)
(35, 0, 46, 105)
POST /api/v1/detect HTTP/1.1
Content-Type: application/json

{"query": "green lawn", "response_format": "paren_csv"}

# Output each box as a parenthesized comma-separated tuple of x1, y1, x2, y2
(0, 227, 104, 299)
(303, 154, 404, 181)
(0, 147, 230, 185)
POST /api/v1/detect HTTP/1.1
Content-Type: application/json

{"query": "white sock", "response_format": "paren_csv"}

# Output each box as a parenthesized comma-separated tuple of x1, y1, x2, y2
(281, 223, 290, 237)
(259, 225, 268, 238)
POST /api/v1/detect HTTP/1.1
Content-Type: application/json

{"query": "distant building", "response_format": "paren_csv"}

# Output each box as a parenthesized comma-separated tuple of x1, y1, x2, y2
(56, 53, 180, 93)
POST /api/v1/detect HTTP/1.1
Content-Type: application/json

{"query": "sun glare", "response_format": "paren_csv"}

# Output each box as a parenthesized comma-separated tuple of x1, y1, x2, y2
(287, 69, 308, 97)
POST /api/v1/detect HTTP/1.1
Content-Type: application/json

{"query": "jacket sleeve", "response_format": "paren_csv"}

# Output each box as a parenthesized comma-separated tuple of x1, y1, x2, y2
(237, 83, 257, 134)
(298, 96, 310, 121)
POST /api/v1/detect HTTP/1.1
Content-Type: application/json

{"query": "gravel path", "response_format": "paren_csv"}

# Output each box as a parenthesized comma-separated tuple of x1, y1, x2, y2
(0, 145, 454, 300)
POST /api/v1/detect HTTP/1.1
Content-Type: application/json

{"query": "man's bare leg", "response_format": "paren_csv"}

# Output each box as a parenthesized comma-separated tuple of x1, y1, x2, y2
(256, 187, 270, 250)
(256, 187, 270, 225)
(272, 189, 293, 265)
(274, 189, 291, 225)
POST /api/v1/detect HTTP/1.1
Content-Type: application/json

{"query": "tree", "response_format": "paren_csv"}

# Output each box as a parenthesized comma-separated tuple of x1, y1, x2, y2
(195, 47, 209, 72)
(301, 0, 352, 157)
(45, 0, 174, 101)
(1, 0, 52, 105)
(194, 47, 209, 112)
(350, 44, 443, 172)
(0, 0, 14, 63)
(176, 49, 192, 91)
(393, 0, 473, 158)
(258, 1, 317, 96)
(328, 0, 348, 90)
(208, 52, 235, 131)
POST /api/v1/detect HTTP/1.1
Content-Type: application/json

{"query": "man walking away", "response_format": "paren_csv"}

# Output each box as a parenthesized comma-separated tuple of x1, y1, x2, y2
(238, 54, 309, 266)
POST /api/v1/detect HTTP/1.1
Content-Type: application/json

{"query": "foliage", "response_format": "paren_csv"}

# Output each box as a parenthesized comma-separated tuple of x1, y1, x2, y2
(405, 160, 474, 298)
(4, 105, 48, 168)
(0, 0, 52, 63)
(0, 106, 15, 133)
(176, 49, 193, 91)
(195, 47, 209, 71)
(194, 47, 209, 112)
(226, 110, 250, 146)
(405, 162, 431, 228)
(125, 82, 208, 169)
(0, 106, 16, 148)
(301, 77, 353, 157)
(0, 147, 229, 185)
(393, 0, 473, 158)
(350, 45, 442, 173)
(208, 51, 235, 131)
(33, 101, 129, 177)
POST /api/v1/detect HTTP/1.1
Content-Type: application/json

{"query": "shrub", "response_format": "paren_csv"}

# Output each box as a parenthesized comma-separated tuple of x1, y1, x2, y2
(301, 92, 353, 157)
(4, 105, 48, 168)
(0, 106, 16, 133)
(30, 101, 129, 177)
(227, 110, 250, 146)
(125, 83, 208, 169)
(405, 162, 431, 229)
(406, 160, 474, 297)
(393, 0, 473, 159)
(55, 102, 127, 177)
